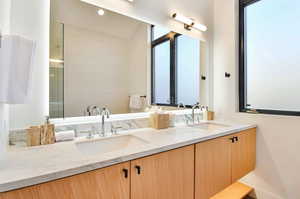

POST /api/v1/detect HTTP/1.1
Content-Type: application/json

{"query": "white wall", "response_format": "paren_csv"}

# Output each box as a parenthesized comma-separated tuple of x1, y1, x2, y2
(213, 0, 300, 198)
(9, 0, 50, 129)
(64, 24, 131, 116)
(0, 0, 11, 158)
(128, 24, 148, 96)
(0, 0, 11, 34)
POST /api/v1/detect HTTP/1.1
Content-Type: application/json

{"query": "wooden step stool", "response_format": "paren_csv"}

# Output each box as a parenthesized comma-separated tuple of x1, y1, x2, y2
(210, 182, 254, 199)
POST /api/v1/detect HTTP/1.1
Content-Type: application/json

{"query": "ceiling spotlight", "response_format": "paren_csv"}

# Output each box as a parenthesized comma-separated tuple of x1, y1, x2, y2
(127, 0, 134, 2)
(97, 9, 105, 16)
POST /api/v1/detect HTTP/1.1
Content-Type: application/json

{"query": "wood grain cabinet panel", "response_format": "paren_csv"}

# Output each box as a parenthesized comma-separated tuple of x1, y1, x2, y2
(130, 145, 195, 199)
(0, 162, 130, 199)
(195, 128, 256, 199)
(195, 135, 232, 199)
(231, 128, 256, 182)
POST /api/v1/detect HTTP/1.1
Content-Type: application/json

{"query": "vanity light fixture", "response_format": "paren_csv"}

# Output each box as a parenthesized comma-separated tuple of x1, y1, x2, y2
(193, 22, 208, 32)
(97, 9, 105, 16)
(172, 13, 193, 30)
(172, 13, 207, 32)
(49, 59, 64, 63)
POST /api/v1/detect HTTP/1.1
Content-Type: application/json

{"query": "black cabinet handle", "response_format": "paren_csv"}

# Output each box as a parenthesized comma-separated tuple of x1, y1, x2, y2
(234, 136, 239, 142)
(122, 169, 128, 178)
(135, 165, 141, 175)
(229, 137, 235, 143)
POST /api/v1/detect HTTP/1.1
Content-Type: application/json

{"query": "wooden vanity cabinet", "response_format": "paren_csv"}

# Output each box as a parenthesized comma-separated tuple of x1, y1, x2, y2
(0, 162, 130, 199)
(195, 134, 232, 199)
(0, 128, 256, 199)
(195, 128, 256, 199)
(231, 128, 256, 182)
(130, 145, 195, 199)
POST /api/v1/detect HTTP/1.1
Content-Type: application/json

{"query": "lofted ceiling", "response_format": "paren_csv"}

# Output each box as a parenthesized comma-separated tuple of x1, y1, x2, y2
(51, 0, 147, 40)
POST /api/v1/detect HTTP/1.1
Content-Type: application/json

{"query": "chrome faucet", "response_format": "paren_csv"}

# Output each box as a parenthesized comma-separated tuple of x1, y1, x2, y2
(100, 107, 110, 137)
(86, 105, 101, 116)
(192, 103, 202, 124)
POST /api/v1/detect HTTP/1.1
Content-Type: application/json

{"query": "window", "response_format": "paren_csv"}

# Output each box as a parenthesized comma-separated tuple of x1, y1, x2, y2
(153, 41, 171, 104)
(151, 26, 200, 106)
(239, 0, 300, 116)
(177, 35, 200, 105)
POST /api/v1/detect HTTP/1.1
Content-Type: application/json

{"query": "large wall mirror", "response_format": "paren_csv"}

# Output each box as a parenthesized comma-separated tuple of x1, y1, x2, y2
(50, 0, 208, 119)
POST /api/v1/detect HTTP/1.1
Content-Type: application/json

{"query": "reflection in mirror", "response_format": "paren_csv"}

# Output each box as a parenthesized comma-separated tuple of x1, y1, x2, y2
(50, 0, 207, 119)
(151, 27, 201, 106)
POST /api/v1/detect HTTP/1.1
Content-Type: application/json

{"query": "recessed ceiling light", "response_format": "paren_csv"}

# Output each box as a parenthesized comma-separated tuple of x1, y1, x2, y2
(127, 0, 134, 2)
(97, 9, 105, 16)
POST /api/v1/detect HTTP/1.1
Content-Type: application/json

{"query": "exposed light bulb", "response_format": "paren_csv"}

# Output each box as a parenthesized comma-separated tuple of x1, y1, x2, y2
(97, 9, 105, 16)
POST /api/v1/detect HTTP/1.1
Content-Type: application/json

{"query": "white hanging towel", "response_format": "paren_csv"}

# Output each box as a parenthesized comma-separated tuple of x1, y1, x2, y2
(129, 94, 144, 110)
(0, 35, 36, 104)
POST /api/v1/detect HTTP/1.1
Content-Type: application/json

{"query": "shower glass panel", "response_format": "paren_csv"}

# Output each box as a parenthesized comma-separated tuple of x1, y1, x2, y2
(50, 22, 64, 118)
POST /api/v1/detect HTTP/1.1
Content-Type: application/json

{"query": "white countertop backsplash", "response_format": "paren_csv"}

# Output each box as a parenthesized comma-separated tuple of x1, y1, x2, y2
(9, 110, 199, 147)
(1, 120, 256, 192)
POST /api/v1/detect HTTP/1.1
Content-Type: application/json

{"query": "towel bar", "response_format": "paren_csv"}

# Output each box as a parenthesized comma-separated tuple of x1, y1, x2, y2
(129, 95, 147, 98)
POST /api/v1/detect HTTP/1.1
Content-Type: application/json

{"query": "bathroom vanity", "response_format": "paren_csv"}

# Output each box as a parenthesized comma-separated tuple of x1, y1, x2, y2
(0, 122, 256, 199)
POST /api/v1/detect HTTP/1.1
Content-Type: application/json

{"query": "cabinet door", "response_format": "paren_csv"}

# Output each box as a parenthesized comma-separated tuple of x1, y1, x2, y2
(0, 162, 130, 199)
(131, 145, 194, 199)
(195, 136, 232, 199)
(231, 128, 256, 182)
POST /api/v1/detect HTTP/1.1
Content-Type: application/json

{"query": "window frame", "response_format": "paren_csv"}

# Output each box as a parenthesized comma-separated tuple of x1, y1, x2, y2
(151, 25, 181, 107)
(239, 0, 300, 116)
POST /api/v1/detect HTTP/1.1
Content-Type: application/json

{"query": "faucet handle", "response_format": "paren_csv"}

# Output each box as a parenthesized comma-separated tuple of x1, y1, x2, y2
(111, 124, 122, 135)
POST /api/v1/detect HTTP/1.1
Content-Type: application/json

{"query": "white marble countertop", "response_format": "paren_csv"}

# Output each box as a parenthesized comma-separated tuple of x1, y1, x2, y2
(0, 120, 256, 192)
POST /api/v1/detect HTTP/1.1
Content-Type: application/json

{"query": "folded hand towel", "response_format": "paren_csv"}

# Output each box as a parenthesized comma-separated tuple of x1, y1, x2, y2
(0, 35, 36, 104)
(55, 130, 75, 142)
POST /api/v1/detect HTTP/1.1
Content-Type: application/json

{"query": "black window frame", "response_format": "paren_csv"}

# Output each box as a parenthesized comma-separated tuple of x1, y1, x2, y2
(151, 25, 198, 108)
(151, 25, 180, 107)
(239, 0, 300, 116)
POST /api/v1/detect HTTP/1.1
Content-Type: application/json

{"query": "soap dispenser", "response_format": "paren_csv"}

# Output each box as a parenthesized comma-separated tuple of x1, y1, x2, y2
(40, 116, 55, 145)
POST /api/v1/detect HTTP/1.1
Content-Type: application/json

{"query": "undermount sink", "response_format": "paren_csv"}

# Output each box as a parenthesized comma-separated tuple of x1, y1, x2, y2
(188, 122, 230, 131)
(76, 135, 149, 155)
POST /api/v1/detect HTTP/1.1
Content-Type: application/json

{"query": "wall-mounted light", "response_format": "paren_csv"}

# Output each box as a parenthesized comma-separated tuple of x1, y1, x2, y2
(49, 59, 64, 63)
(97, 9, 105, 16)
(171, 13, 207, 32)
(172, 13, 193, 30)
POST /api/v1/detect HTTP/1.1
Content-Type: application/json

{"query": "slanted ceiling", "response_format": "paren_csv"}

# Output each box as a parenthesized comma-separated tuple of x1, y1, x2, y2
(51, 0, 146, 40)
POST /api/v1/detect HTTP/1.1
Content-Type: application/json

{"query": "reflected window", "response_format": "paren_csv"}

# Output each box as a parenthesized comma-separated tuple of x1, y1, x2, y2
(153, 41, 171, 104)
(239, 0, 300, 115)
(151, 26, 201, 106)
(177, 35, 200, 105)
